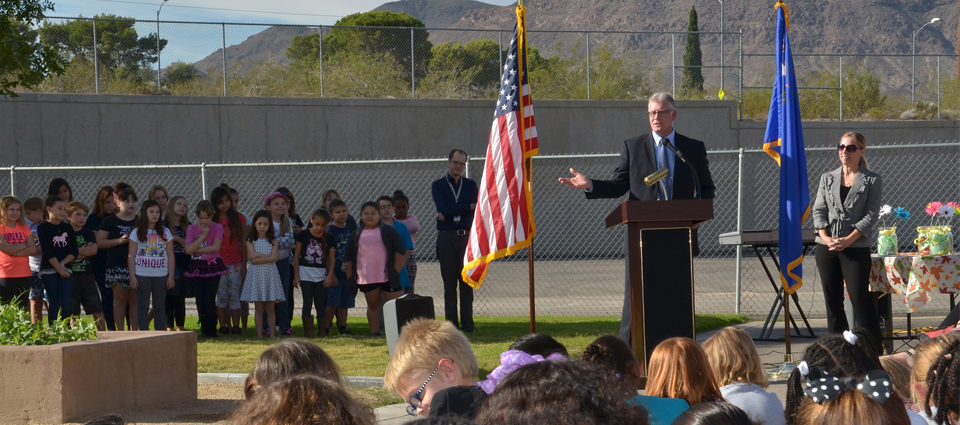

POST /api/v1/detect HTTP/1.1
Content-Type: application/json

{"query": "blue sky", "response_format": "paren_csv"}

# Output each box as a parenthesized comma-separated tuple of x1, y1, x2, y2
(47, 0, 517, 67)
(49, 0, 516, 26)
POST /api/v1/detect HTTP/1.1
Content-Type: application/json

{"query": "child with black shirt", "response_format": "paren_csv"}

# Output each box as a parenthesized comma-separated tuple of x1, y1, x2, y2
(293, 208, 337, 337)
(97, 187, 138, 330)
(66, 201, 105, 331)
(37, 196, 78, 325)
(326, 199, 355, 335)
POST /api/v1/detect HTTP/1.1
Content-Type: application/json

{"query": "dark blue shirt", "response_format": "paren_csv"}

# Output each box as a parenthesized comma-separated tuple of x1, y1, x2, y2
(431, 174, 479, 231)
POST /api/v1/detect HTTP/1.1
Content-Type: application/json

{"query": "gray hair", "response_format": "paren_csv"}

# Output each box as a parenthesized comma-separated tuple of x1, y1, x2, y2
(648, 92, 676, 110)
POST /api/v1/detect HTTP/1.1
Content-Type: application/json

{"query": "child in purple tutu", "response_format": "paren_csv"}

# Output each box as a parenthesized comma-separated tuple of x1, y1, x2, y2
(185, 200, 227, 337)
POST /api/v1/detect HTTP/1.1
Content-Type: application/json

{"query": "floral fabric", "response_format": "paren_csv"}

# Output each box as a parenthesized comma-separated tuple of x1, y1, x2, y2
(869, 254, 960, 312)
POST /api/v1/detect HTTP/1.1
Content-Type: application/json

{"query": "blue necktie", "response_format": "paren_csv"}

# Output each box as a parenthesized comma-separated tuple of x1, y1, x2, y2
(657, 138, 672, 200)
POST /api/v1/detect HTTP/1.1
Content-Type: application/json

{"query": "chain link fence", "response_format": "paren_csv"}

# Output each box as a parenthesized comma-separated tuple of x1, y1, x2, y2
(24, 16, 960, 121)
(4, 142, 958, 319)
(742, 53, 960, 121)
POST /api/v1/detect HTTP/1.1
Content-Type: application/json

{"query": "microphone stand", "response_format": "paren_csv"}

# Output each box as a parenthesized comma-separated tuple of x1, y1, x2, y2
(663, 140, 702, 200)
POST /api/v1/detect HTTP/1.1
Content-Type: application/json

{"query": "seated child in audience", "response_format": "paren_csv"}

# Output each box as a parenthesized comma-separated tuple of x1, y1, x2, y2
(915, 336, 960, 425)
(243, 338, 343, 400)
(795, 367, 909, 425)
(507, 333, 568, 358)
(474, 360, 649, 425)
(646, 337, 723, 406)
(703, 327, 785, 425)
(384, 318, 481, 419)
(671, 401, 756, 425)
(879, 357, 919, 413)
(477, 333, 568, 395)
(229, 375, 376, 425)
(580, 334, 689, 425)
(785, 331, 890, 425)
(407, 417, 476, 425)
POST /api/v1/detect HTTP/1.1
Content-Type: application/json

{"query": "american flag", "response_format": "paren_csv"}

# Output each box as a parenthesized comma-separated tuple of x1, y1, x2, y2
(461, 6, 539, 288)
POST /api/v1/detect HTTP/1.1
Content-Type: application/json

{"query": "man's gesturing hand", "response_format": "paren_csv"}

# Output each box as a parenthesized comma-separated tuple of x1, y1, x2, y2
(558, 168, 592, 190)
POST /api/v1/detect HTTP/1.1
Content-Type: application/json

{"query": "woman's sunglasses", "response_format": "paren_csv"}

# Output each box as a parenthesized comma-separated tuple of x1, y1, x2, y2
(837, 144, 860, 153)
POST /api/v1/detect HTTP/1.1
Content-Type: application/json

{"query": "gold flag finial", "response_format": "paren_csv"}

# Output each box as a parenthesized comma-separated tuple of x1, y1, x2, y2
(775, 1, 790, 32)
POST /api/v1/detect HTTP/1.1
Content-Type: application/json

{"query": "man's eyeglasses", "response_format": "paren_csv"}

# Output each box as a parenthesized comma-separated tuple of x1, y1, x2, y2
(406, 366, 439, 416)
(379, 204, 393, 210)
(648, 109, 674, 117)
(837, 144, 860, 153)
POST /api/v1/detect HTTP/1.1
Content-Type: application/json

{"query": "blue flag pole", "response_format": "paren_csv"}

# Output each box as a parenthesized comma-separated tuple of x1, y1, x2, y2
(764, 0, 810, 371)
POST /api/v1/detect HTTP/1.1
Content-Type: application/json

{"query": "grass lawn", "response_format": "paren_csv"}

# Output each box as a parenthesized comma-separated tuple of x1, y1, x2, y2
(189, 314, 747, 376)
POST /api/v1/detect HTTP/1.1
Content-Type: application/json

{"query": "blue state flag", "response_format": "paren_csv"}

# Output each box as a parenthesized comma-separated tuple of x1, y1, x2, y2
(762, 1, 810, 295)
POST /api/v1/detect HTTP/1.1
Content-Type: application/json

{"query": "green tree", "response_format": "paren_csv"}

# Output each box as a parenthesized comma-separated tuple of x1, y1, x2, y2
(527, 42, 652, 100)
(798, 61, 886, 119)
(162, 61, 200, 86)
(418, 39, 503, 98)
(39, 14, 166, 81)
(287, 11, 431, 83)
(0, 0, 65, 97)
(681, 6, 704, 97)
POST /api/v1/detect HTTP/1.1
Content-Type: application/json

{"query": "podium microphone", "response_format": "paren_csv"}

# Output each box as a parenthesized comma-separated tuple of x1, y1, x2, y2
(644, 167, 669, 186)
(662, 139, 702, 199)
(644, 167, 670, 201)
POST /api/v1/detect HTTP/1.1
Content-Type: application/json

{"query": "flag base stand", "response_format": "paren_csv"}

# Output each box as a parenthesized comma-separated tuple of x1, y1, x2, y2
(768, 354, 796, 381)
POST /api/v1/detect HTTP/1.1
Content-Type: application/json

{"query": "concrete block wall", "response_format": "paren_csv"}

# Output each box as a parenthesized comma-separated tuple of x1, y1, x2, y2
(3, 93, 958, 166)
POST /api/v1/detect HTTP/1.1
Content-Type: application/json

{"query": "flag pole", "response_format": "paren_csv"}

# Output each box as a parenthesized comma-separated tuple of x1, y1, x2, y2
(528, 167, 536, 334)
(784, 287, 791, 355)
(516, 0, 536, 334)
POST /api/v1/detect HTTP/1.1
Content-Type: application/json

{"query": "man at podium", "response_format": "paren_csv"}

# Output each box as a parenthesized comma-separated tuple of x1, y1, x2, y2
(559, 92, 715, 342)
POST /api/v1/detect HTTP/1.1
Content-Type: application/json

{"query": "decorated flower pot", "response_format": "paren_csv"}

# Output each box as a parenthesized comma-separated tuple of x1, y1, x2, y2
(877, 227, 898, 256)
(916, 226, 953, 255)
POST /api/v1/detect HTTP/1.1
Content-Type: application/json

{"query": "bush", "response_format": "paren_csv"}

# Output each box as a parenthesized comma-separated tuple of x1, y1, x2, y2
(0, 298, 97, 346)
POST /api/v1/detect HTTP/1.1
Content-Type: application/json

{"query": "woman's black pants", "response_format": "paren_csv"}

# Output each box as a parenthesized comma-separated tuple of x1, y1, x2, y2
(815, 244, 882, 351)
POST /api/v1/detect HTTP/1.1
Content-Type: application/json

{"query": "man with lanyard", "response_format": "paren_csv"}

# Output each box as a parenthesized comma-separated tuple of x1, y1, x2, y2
(431, 149, 479, 332)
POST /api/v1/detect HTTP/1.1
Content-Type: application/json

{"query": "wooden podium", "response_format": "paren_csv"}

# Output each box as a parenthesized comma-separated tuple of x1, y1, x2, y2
(605, 199, 714, 381)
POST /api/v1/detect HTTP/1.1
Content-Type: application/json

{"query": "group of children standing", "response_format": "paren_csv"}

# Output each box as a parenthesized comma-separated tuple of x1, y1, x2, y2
(0, 179, 421, 340)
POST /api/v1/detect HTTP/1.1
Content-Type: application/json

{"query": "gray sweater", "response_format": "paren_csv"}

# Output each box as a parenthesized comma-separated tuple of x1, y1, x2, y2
(719, 383, 785, 425)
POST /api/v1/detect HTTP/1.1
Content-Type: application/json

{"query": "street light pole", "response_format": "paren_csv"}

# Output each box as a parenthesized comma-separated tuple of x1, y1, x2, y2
(717, 0, 723, 92)
(157, 0, 168, 89)
(912, 17, 940, 103)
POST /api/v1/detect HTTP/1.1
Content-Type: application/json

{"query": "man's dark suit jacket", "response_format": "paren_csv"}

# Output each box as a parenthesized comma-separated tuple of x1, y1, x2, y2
(587, 132, 715, 202)
(587, 131, 716, 343)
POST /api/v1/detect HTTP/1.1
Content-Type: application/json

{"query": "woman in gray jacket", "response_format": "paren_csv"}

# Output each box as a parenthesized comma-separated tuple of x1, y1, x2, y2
(812, 131, 882, 350)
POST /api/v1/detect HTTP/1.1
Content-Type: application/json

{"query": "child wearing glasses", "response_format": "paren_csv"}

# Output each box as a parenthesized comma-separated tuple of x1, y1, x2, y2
(384, 318, 483, 419)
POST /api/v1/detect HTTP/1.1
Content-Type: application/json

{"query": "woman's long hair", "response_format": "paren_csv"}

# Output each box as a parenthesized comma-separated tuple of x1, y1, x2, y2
(842, 131, 868, 169)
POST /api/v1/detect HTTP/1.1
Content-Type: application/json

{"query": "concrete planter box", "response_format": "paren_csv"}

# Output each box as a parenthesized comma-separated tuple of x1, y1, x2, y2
(0, 331, 197, 424)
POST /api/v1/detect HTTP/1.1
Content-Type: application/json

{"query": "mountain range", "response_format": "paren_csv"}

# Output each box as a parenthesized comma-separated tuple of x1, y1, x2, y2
(191, 0, 960, 89)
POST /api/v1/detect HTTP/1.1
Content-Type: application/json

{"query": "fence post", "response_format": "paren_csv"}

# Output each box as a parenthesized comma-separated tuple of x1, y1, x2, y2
(735, 148, 743, 314)
(319, 26, 324, 98)
(93, 19, 99, 94)
(839, 56, 843, 121)
(200, 163, 207, 201)
(498, 30, 503, 73)
(586, 32, 591, 100)
(222, 23, 227, 96)
(411, 28, 416, 98)
(9, 166, 15, 198)
(671, 34, 676, 96)
(937, 56, 941, 119)
(738, 31, 743, 120)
